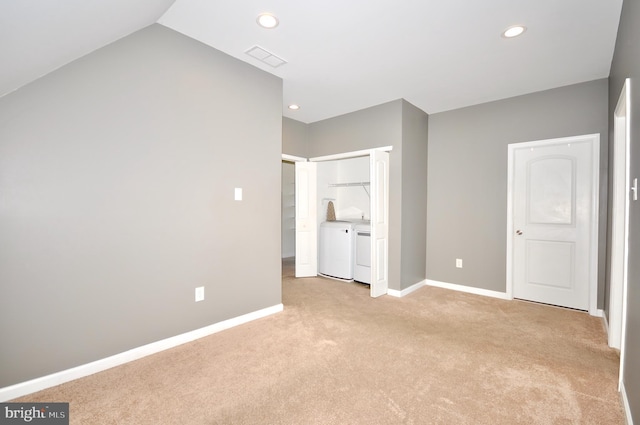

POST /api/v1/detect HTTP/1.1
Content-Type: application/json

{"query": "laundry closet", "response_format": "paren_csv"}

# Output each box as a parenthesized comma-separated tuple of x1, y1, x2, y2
(316, 156, 371, 284)
(292, 148, 389, 297)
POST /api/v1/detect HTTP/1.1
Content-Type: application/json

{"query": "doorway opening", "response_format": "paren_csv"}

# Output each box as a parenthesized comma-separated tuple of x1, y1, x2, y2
(281, 154, 307, 279)
(281, 160, 296, 262)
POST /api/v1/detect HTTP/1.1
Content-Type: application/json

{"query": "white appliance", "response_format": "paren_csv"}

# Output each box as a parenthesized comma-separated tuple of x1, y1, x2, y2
(354, 222, 371, 284)
(319, 221, 355, 280)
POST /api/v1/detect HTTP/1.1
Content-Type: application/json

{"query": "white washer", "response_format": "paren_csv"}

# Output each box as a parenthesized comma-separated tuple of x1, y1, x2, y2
(354, 222, 371, 284)
(319, 221, 355, 280)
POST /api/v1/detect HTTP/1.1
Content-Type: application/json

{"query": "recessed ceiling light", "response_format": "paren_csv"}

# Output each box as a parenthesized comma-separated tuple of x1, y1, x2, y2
(288, 104, 300, 110)
(257, 13, 279, 29)
(502, 25, 526, 38)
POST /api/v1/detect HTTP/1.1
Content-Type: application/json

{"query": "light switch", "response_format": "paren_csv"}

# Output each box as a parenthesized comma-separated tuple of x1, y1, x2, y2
(195, 286, 204, 302)
(235, 187, 242, 201)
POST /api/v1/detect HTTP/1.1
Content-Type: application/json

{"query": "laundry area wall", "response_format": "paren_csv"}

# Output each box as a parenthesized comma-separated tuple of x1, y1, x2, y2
(317, 156, 370, 223)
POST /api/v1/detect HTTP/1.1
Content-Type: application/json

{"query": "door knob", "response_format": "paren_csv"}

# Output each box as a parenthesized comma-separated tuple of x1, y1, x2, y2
(516, 230, 523, 235)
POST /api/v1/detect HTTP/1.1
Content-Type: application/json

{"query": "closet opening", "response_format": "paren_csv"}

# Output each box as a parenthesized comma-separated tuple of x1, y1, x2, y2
(283, 147, 390, 298)
(281, 154, 306, 279)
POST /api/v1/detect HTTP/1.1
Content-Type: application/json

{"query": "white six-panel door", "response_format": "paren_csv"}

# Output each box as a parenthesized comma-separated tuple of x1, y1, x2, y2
(509, 135, 599, 311)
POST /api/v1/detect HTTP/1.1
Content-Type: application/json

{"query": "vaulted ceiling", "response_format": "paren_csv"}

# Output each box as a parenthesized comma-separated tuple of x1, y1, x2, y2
(1, 1, 623, 123)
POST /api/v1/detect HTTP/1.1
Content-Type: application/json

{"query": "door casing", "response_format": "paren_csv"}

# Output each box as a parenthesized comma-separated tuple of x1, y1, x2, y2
(609, 79, 631, 389)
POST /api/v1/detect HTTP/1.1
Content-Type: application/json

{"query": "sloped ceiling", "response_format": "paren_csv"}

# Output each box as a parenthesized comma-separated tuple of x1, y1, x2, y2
(0, 0, 175, 99)
(1, 1, 624, 123)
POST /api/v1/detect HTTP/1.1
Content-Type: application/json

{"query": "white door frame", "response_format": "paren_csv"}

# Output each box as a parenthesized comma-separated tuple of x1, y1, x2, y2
(308, 146, 393, 162)
(506, 134, 600, 316)
(609, 79, 631, 388)
(282, 154, 308, 162)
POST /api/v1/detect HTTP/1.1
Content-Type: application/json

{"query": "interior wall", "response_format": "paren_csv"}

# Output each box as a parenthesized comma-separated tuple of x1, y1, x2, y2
(0, 24, 283, 388)
(608, 0, 640, 419)
(400, 101, 429, 289)
(336, 157, 370, 220)
(283, 117, 309, 158)
(316, 161, 339, 226)
(427, 79, 608, 296)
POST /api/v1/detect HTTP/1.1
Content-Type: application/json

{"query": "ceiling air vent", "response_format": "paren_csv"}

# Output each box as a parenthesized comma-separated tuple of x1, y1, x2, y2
(244, 45, 287, 68)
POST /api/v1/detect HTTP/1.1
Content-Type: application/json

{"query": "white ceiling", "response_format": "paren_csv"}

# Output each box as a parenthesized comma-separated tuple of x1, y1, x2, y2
(2, 1, 623, 123)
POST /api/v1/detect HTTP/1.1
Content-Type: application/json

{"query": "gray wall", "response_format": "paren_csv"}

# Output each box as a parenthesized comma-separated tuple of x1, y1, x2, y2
(400, 101, 428, 288)
(282, 117, 309, 158)
(608, 0, 640, 419)
(427, 80, 609, 297)
(0, 24, 283, 388)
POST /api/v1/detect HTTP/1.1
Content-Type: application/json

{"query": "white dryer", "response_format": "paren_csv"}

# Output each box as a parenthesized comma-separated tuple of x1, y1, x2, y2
(319, 221, 355, 280)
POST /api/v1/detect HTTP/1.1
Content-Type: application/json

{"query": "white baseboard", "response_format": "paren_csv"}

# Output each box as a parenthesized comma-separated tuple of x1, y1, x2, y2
(387, 280, 426, 298)
(0, 303, 283, 402)
(425, 279, 511, 300)
(621, 380, 634, 425)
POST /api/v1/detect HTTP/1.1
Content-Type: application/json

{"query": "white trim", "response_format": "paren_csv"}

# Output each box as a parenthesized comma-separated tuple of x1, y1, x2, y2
(610, 79, 631, 390)
(0, 304, 283, 402)
(387, 280, 426, 298)
(506, 134, 600, 316)
(426, 279, 511, 300)
(619, 79, 632, 392)
(506, 144, 515, 300)
(282, 154, 307, 162)
(309, 146, 393, 162)
(590, 135, 601, 316)
(621, 380, 634, 425)
(592, 309, 604, 318)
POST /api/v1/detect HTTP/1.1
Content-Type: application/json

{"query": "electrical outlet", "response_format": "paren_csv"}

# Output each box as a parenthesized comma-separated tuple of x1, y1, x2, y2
(456, 259, 463, 268)
(195, 286, 205, 302)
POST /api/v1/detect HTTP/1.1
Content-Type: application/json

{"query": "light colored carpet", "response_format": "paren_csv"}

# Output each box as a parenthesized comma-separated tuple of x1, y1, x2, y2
(15, 258, 624, 424)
